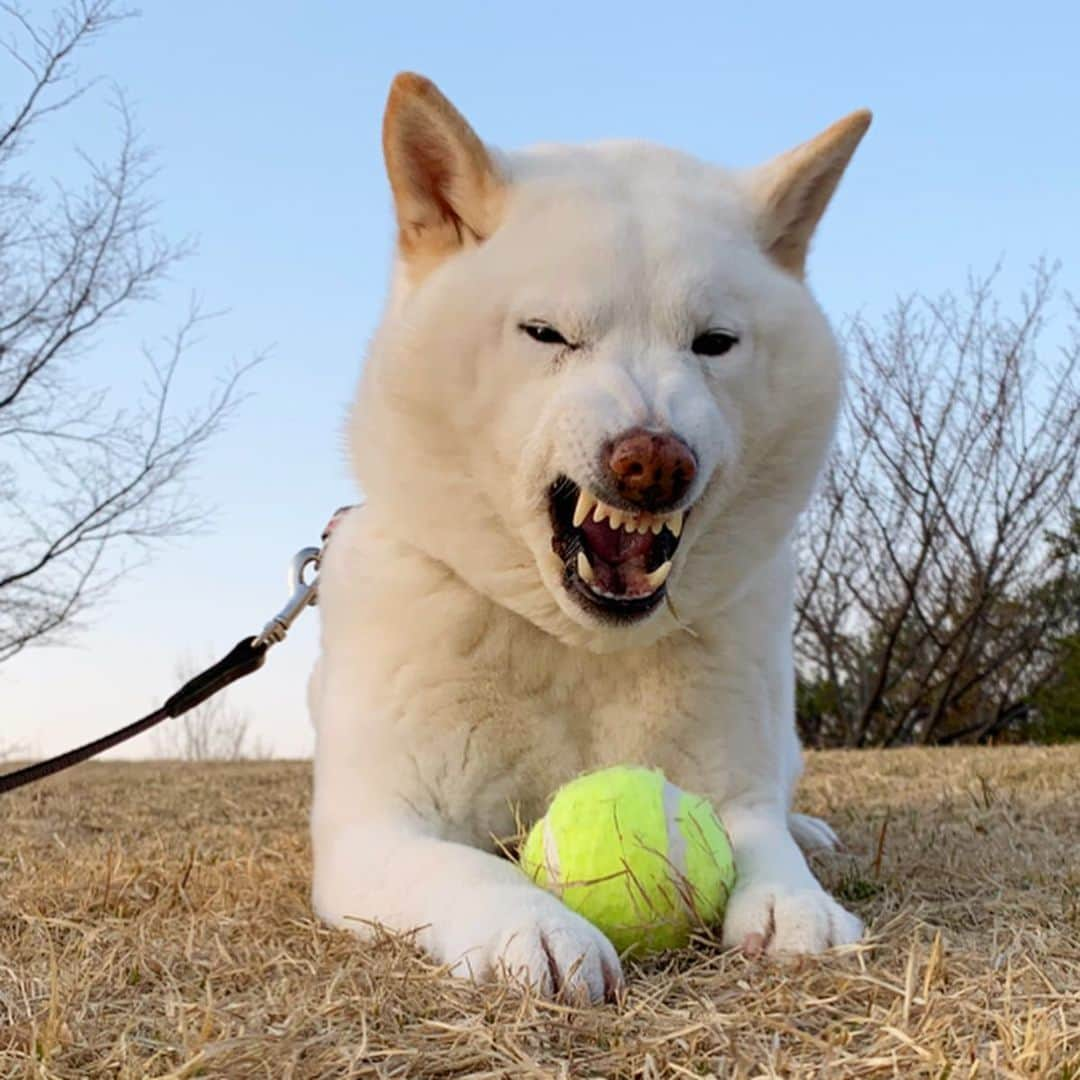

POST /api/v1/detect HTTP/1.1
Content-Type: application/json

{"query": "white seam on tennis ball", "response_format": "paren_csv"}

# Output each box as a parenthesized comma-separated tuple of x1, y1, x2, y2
(542, 815, 561, 880)
(662, 779, 688, 879)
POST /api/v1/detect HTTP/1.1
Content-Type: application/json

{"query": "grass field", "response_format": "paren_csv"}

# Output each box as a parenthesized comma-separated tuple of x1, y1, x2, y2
(2, 747, 1079, 1078)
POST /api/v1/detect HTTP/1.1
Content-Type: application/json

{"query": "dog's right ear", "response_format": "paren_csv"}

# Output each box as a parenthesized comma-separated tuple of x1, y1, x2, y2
(382, 73, 505, 275)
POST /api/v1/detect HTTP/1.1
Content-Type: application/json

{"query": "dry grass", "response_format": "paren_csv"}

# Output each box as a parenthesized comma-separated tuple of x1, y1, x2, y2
(2, 747, 1079, 1078)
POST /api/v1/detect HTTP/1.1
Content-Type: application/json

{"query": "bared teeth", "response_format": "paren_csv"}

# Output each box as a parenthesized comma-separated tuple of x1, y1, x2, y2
(573, 490, 597, 528)
(644, 560, 673, 591)
(573, 490, 686, 539)
(576, 550, 595, 584)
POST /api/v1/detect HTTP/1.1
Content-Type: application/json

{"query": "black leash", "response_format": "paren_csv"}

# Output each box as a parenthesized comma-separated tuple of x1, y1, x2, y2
(0, 517, 346, 796)
(0, 637, 269, 795)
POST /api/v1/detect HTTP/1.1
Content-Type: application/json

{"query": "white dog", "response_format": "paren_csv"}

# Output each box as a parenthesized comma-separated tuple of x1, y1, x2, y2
(309, 73, 871, 1002)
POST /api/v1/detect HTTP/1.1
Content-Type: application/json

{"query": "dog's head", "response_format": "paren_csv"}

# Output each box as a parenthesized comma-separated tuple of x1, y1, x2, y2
(351, 74, 870, 651)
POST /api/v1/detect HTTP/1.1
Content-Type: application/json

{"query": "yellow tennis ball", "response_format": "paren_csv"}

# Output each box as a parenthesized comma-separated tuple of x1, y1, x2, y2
(520, 765, 736, 954)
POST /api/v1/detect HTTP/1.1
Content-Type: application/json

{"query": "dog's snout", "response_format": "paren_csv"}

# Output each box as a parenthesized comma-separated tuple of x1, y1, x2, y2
(605, 428, 697, 510)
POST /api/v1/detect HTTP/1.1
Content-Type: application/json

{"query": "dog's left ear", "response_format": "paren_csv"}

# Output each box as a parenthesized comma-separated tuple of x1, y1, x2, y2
(746, 109, 872, 278)
(382, 72, 505, 274)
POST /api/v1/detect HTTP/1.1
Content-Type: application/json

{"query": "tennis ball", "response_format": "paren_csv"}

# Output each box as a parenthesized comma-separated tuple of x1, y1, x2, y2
(520, 765, 736, 954)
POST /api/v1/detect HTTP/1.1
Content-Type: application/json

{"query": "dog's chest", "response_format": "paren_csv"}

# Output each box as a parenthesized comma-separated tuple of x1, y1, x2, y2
(416, 623, 714, 847)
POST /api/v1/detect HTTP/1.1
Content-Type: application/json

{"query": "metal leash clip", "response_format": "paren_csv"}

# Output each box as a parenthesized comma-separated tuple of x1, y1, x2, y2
(254, 546, 321, 648)
(251, 503, 360, 650)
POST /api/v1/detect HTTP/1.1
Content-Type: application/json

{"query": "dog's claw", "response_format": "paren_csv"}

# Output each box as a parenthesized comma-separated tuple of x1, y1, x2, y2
(741, 931, 767, 957)
(724, 881, 862, 955)
(448, 890, 623, 1004)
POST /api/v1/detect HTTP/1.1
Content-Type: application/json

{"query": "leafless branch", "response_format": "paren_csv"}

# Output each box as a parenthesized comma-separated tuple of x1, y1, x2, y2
(796, 264, 1080, 745)
(0, 2, 256, 660)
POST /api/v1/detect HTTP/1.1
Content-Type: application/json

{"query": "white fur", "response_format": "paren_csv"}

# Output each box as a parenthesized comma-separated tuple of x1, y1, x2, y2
(310, 102, 864, 1002)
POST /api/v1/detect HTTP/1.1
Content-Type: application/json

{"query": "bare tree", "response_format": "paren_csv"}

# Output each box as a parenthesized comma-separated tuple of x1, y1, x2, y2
(0, 738, 28, 761)
(796, 263, 1080, 746)
(0, 1, 251, 662)
(151, 654, 271, 761)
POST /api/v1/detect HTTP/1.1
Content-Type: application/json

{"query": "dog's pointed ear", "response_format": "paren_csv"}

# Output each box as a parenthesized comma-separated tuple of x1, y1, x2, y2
(746, 109, 871, 278)
(382, 73, 505, 271)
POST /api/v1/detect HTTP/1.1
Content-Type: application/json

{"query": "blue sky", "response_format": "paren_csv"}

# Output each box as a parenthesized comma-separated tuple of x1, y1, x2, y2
(3, 0, 1077, 759)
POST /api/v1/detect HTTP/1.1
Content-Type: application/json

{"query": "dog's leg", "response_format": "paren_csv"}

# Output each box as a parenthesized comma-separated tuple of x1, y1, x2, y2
(309, 517, 622, 1000)
(311, 817, 623, 1002)
(699, 547, 862, 955)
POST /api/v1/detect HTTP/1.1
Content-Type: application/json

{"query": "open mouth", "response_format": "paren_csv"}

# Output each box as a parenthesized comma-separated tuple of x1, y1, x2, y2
(548, 477, 688, 622)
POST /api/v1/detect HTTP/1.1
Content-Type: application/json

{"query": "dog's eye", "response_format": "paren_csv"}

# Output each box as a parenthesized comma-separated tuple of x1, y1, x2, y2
(692, 330, 740, 357)
(520, 321, 572, 347)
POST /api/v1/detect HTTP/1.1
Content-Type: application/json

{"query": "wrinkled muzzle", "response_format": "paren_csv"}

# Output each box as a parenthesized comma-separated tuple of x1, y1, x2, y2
(549, 426, 700, 623)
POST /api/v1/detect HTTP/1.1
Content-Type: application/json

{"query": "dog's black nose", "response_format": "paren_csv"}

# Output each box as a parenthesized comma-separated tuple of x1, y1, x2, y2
(605, 428, 697, 510)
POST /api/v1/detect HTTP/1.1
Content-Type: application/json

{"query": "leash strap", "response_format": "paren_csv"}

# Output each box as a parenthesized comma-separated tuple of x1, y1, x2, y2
(0, 638, 268, 795)
(0, 504, 361, 797)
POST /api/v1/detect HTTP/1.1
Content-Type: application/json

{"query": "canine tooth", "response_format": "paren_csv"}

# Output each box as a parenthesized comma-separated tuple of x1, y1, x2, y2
(573, 490, 597, 528)
(668, 510, 684, 539)
(576, 550, 596, 584)
(644, 560, 673, 590)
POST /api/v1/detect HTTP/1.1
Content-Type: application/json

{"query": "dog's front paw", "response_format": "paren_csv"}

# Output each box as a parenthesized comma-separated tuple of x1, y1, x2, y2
(444, 889, 623, 1003)
(721, 878, 863, 955)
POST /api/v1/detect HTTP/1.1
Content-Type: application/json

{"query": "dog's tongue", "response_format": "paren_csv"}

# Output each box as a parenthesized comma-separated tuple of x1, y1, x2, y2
(579, 516, 657, 596)
(579, 517, 654, 563)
